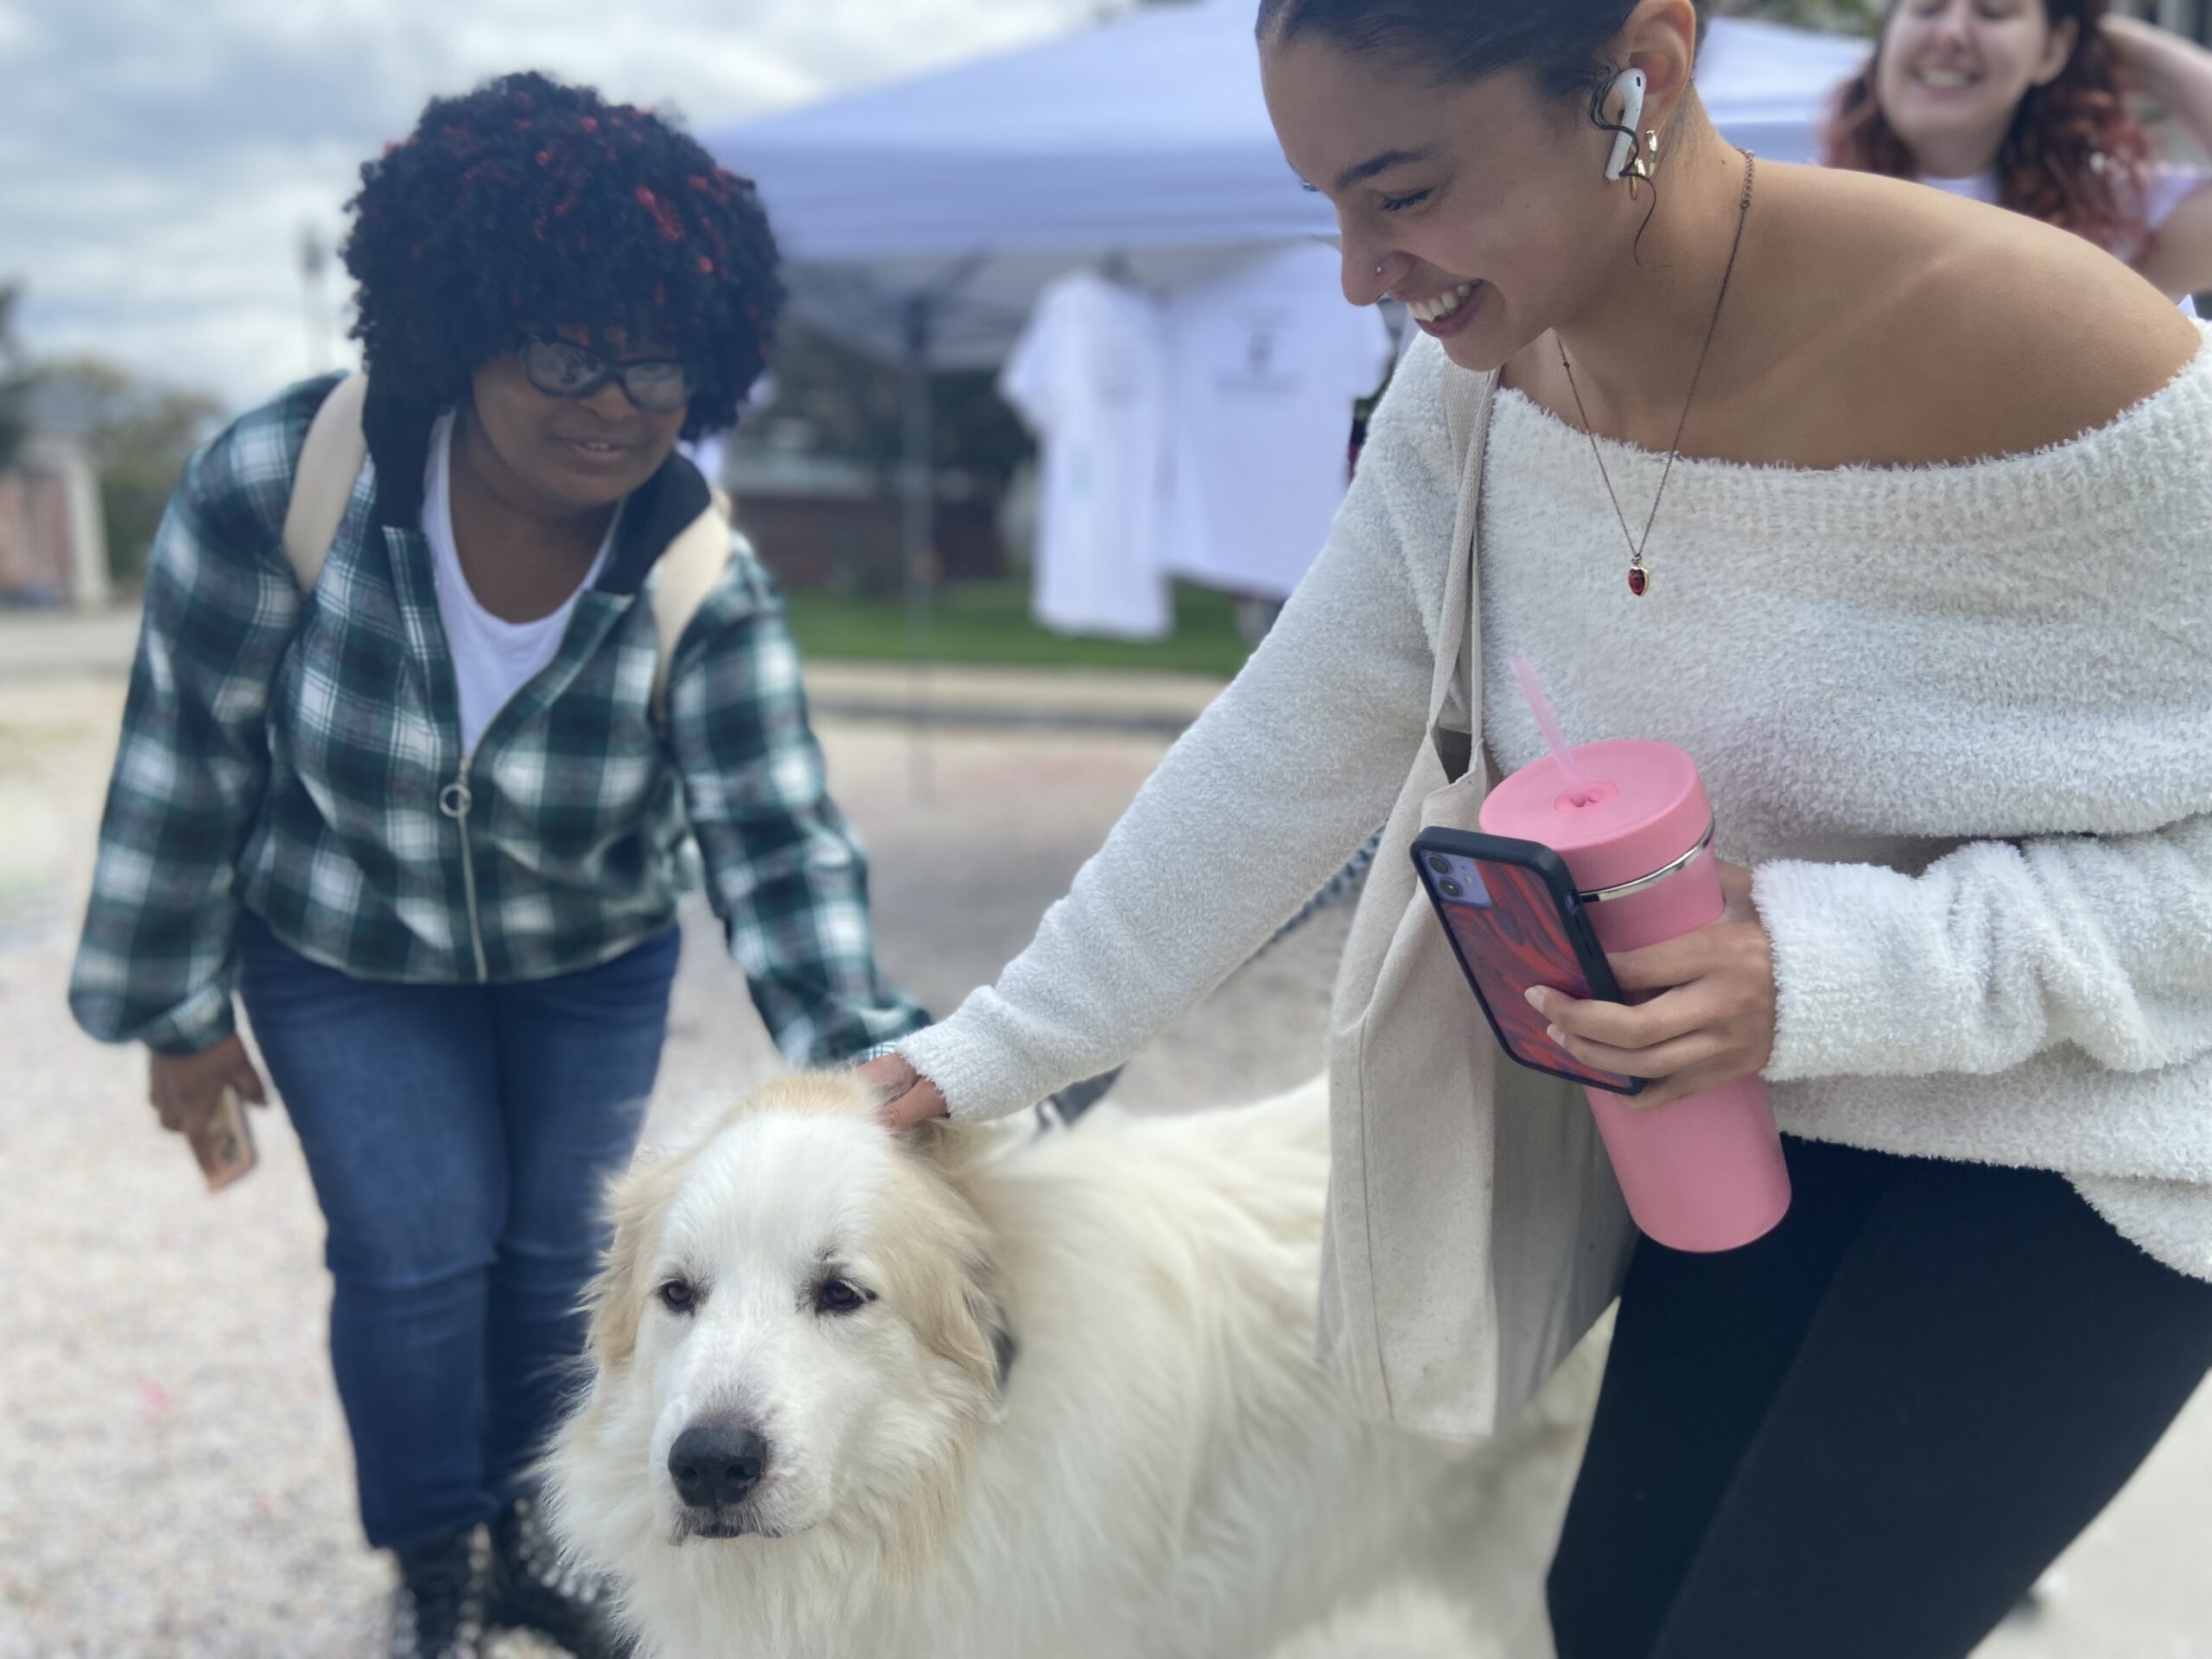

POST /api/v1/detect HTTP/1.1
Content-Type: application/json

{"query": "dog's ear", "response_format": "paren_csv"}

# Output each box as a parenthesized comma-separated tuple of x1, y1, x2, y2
(891, 1123, 1008, 1402)
(584, 1156, 678, 1372)
(916, 1239, 1011, 1412)
(880, 1151, 1007, 1412)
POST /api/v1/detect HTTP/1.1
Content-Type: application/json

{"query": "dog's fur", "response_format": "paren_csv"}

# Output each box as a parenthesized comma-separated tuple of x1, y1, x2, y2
(545, 1075, 1592, 1659)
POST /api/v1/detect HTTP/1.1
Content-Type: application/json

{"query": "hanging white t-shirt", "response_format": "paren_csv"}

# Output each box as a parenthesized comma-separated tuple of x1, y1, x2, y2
(999, 270, 1174, 641)
(423, 411, 616, 756)
(1157, 242, 1396, 601)
(1921, 164, 2209, 315)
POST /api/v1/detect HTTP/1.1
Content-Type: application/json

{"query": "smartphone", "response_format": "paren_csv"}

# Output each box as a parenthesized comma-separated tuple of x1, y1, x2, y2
(1410, 828, 1644, 1096)
(188, 1084, 257, 1192)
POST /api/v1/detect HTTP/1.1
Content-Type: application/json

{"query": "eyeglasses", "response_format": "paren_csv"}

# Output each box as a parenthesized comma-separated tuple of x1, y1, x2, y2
(517, 336, 698, 413)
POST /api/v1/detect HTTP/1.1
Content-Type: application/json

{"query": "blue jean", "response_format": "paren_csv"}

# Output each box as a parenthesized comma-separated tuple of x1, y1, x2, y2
(237, 912, 679, 1549)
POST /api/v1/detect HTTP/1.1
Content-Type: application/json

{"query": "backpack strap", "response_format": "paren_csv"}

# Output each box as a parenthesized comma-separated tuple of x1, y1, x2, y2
(279, 372, 371, 592)
(278, 370, 734, 723)
(648, 492, 739, 724)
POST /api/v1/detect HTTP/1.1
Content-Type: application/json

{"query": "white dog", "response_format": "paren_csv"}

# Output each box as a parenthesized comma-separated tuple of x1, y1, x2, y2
(545, 1074, 1596, 1659)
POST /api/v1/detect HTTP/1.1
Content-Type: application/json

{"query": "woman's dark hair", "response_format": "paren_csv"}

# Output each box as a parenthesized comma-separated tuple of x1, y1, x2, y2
(1821, 0, 2152, 254)
(341, 71, 785, 441)
(1256, 1, 1659, 236)
(1255, 0, 1643, 103)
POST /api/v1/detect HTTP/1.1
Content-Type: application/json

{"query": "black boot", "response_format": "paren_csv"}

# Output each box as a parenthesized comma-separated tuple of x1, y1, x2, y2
(487, 1491, 632, 1658)
(388, 1525, 491, 1659)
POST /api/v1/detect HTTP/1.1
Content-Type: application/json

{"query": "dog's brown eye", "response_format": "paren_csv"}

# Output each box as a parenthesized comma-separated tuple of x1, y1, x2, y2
(815, 1278, 868, 1316)
(658, 1278, 697, 1314)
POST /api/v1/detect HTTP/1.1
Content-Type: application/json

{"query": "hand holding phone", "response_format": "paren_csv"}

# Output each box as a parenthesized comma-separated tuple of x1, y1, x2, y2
(189, 1084, 258, 1191)
(149, 1036, 266, 1192)
(1412, 829, 1643, 1096)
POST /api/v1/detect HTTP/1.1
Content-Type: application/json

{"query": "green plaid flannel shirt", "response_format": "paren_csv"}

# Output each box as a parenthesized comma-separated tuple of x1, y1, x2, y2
(69, 375, 926, 1065)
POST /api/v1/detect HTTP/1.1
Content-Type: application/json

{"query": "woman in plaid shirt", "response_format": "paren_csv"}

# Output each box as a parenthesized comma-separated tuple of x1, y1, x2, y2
(68, 73, 925, 1659)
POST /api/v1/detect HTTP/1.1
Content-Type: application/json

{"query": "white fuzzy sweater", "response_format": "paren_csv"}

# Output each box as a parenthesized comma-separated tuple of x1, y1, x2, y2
(901, 331, 2212, 1281)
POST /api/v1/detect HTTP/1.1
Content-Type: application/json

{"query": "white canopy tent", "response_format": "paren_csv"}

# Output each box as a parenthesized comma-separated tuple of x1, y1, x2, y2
(708, 3, 1870, 365)
(702, 3, 1869, 775)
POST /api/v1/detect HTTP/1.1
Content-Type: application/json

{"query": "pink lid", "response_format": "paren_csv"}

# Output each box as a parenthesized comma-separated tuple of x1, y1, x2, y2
(1478, 738, 1711, 894)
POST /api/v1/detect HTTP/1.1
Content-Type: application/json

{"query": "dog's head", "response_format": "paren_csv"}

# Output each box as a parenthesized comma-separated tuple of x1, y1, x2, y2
(576, 1075, 1010, 1570)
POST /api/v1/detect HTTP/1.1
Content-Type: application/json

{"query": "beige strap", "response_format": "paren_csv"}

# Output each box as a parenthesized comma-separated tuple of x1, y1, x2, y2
(649, 504, 738, 721)
(278, 373, 371, 591)
(279, 370, 732, 722)
(1425, 368, 1502, 741)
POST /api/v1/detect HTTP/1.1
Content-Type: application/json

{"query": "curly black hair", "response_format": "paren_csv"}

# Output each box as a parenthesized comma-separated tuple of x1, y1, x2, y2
(341, 71, 784, 441)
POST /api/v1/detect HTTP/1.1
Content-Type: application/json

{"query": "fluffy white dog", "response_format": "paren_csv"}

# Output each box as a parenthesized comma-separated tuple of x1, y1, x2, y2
(545, 1074, 1592, 1659)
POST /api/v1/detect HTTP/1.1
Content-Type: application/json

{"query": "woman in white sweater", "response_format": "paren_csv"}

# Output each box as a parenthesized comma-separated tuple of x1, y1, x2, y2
(862, 2, 2212, 1651)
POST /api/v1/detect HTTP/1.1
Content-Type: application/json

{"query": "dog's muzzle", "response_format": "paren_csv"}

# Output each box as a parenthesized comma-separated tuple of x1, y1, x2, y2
(669, 1416, 772, 1537)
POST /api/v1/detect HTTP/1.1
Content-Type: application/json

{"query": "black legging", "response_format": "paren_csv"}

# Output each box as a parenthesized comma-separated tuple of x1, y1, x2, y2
(1548, 1136, 2212, 1659)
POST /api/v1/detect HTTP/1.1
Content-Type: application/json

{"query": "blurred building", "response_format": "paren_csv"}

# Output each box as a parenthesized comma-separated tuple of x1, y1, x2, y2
(719, 442, 1006, 594)
(0, 430, 109, 612)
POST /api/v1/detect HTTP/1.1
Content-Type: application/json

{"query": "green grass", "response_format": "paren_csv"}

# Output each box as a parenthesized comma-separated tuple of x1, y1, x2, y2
(782, 580, 1254, 677)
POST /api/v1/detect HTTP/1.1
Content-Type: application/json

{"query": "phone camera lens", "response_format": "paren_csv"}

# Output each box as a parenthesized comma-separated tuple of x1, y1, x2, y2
(1439, 878, 1464, 898)
(1427, 855, 1451, 875)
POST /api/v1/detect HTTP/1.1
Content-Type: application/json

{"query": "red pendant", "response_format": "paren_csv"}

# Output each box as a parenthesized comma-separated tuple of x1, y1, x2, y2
(1627, 563, 1649, 597)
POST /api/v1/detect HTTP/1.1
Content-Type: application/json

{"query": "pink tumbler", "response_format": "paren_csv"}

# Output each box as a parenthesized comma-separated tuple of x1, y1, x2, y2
(1479, 739, 1790, 1252)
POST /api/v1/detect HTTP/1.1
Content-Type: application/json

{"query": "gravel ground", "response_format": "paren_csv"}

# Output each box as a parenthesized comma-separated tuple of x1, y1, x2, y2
(0, 674, 1384, 1659)
(2, 670, 2207, 1658)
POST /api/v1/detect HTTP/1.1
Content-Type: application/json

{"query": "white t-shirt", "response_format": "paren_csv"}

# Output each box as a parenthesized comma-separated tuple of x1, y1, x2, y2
(423, 411, 616, 756)
(999, 270, 1174, 642)
(1157, 243, 1396, 601)
(1921, 164, 2209, 314)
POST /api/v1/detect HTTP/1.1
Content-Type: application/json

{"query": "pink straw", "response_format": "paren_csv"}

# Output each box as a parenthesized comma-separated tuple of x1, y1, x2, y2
(1510, 655, 1589, 805)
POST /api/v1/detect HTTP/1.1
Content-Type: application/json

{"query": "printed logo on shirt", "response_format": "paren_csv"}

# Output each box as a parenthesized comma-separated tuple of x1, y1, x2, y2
(1212, 310, 1308, 397)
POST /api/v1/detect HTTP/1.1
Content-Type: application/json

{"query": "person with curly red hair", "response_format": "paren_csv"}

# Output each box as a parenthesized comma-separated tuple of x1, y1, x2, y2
(1823, 1, 2212, 302)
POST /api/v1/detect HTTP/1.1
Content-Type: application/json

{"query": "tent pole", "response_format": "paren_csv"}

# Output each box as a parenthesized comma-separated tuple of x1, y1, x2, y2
(899, 294, 935, 800)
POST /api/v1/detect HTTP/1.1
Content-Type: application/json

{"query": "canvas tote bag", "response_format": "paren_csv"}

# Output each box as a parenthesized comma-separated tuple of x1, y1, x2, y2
(1317, 365, 1637, 1441)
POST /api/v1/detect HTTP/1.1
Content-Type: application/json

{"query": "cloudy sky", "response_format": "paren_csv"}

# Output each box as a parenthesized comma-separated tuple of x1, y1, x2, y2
(1, 0, 1110, 410)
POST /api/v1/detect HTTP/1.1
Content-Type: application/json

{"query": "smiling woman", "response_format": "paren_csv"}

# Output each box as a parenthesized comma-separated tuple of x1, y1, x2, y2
(860, 3, 2212, 1656)
(1825, 0, 2212, 301)
(342, 73, 781, 523)
(67, 68, 927, 1659)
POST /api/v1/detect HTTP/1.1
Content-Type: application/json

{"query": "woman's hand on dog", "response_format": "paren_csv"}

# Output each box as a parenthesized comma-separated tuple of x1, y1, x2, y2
(1524, 859, 1778, 1109)
(148, 1033, 269, 1140)
(858, 1052, 949, 1129)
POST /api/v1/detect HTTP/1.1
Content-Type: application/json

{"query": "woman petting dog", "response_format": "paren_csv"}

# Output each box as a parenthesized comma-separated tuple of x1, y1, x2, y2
(68, 74, 924, 1659)
(864, 3, 2212, 1654)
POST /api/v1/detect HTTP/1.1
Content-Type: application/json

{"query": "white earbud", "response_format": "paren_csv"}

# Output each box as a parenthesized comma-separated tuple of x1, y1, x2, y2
(1605, 68, 1647, 182)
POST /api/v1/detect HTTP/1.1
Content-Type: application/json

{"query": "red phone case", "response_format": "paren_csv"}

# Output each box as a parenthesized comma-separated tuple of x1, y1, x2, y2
(1412, 830, 1643, 1096)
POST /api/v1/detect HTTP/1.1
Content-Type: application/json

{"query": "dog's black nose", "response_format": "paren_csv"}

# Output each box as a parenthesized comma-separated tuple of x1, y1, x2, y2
(669, 1420, 770, 1510)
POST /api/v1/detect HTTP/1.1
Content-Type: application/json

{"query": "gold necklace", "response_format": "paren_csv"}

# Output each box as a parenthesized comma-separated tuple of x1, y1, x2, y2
(1557, 150, 1756, 598)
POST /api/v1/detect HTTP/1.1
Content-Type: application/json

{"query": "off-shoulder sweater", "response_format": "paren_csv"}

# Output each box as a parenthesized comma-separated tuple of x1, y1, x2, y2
(901, 330, 2212, 1281)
